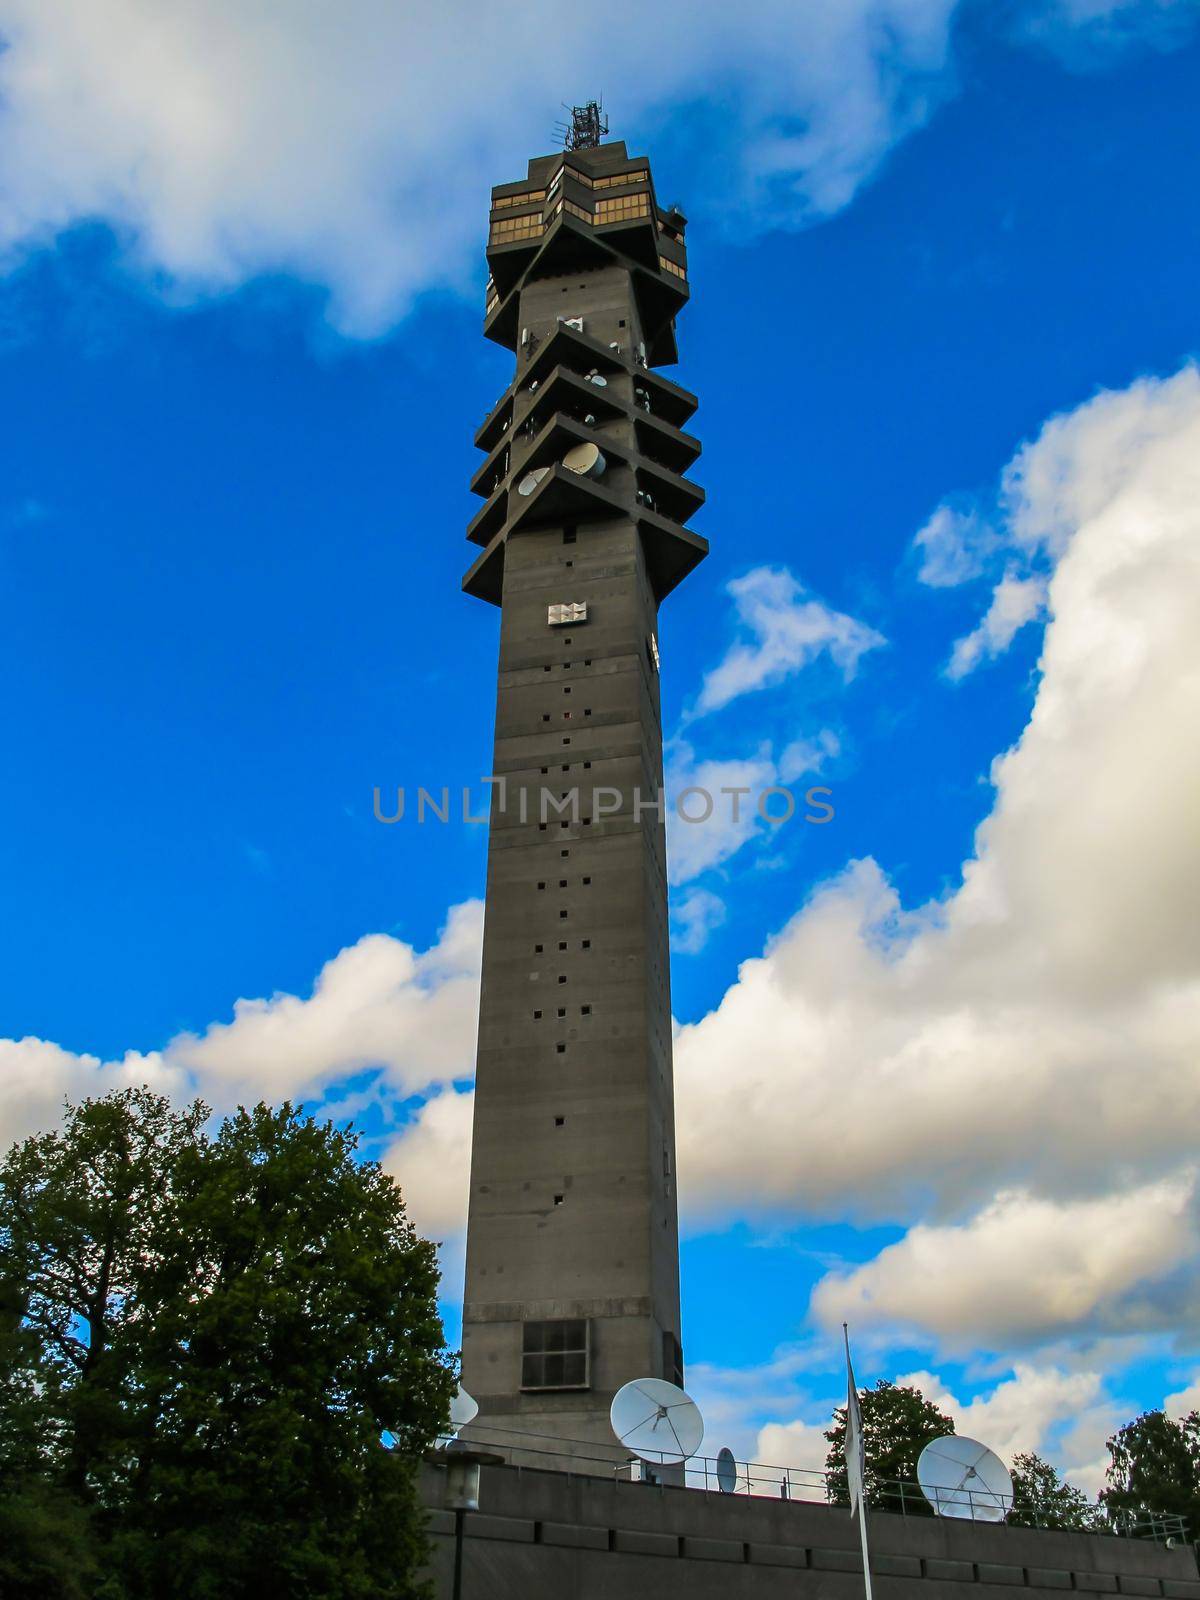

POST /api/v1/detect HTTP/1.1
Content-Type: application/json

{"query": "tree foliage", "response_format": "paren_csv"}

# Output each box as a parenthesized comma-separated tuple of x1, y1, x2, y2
(1009, 1451, 1097, 1530)
(0, 1088, 456, 1599)
(1100, 1410, 1200, 1538)
(824, 1381, 954, 1514)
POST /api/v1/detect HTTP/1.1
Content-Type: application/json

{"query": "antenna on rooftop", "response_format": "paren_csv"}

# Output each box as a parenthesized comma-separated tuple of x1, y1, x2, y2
(917, 1435, 1014, 1522)
(555, 99, 609, 151)
(610, 1377, 704, 1469)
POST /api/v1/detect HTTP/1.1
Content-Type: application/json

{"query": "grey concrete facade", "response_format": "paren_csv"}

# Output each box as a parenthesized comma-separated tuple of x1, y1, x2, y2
(460, 140, 704, 1462)
(420, 1462, 1200, 1600)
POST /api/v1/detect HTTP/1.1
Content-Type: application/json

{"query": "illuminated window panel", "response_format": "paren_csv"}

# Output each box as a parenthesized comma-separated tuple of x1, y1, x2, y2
(658, 255, 687, 281)
(595, 195, 650, 223)
(593, 169, 650, 190)
(489, 215, 544, 244)
(563, 199, 591, 223)
(491, 189, 546, 210)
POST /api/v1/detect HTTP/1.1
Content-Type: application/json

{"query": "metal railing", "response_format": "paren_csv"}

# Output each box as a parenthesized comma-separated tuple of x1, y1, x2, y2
(439, 1420, 1189, 1546)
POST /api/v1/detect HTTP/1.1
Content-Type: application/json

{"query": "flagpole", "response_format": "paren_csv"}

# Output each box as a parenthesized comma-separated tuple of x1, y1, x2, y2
(843, 1323, 874, 1600)
(857, 1485, 874, 1600)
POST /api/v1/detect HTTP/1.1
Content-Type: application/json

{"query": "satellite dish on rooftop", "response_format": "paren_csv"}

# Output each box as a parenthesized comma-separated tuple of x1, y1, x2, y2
(562, 441, 605, 478)
(518, 466, 550, 497)
(449, 1385, 479, 1434)
(610, 1377, 704, 1465)
(917, 1435, 1013, 1522)
(586, 372, 608, 388)
(716, 1446, 737, 1494)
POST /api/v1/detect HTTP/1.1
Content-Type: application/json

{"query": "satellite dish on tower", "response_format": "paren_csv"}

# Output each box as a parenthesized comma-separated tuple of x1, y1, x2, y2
(917, 1435, 1013, 1522)
(518, 466, 550, 497)
(585, 371, 608, 388)
(610, 1378, 704, 1465)
(562, 441, 605, 478)
(449, 1385, 479, 1434)
(716, 1446, 738, 1493)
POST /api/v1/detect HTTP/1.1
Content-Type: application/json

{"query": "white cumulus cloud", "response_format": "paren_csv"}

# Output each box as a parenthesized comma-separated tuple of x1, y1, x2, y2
(0, 902, 483, 1155)
(0, 0, 959, 332)
(0, 3, 1193, 332)
(1165, 1376, 1200, 1419)
(673, 366, 1200, 1353)
(897, 1363, 1123, 1498)
(382, 1086, 475, 1282)
(812, 1180, 1199, 1347)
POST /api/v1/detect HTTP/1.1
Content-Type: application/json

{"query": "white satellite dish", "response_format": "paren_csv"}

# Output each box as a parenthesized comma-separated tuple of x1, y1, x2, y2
(562, 441, 605, 479)
(586, 372, 608, 388)
(449, 1385, 479, 1434)
(917, 1435, 1013, 1522)
(716, 1447, 737, 1493)
(517, 466, 550, 497)
(610, 1377, 704, 1465)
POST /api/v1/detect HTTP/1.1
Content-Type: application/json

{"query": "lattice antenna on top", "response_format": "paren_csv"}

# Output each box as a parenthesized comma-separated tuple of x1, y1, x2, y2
(554, 100, 608, 151)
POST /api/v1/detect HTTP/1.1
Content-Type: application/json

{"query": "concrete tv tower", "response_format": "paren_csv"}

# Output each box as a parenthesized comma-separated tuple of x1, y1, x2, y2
(459, 106, 706, 1463)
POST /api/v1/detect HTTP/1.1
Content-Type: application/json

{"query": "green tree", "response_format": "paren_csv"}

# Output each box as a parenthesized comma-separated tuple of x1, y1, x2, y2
(1100, 1410, 1200, 1539)
(1, 1087, 208, 1505)
(0, 1090, 456, 1600)
(1010, 1451, 1098, 1530)
(0, 1290, 98, 1599)
(824, 1381, 954, 1514)
(0, 1480, 98, 1600)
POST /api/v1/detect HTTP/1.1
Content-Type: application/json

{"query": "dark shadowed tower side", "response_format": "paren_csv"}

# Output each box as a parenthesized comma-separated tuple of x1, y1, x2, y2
(460, 119, 706, 1464)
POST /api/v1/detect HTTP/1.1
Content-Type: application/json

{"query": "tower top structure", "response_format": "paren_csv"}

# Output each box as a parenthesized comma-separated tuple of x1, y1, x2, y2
(482, 137, 689, 368)
(470, 138, 702, 613)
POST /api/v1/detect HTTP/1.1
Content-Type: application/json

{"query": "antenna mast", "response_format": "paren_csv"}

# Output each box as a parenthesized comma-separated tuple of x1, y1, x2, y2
(555, 99, 609, 151)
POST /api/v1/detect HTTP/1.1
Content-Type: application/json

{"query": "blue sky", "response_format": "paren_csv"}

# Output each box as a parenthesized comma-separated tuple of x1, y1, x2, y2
(2, 1, 1199, 1492)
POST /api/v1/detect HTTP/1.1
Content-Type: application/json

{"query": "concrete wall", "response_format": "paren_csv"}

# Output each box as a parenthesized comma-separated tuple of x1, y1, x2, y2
(420, 1462, 1200, 1600)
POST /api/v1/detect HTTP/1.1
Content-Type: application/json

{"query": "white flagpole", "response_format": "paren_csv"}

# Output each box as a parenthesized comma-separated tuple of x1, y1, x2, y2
(843, 1323, 874, 1600)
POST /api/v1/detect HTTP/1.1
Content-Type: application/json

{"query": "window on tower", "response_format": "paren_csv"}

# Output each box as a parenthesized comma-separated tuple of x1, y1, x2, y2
(663, 1331, 684, 1389)
(522, 1318, 589, 1390)
(491, 187, 547, 210)
(488, 214, 545, 245)
(596, 193, 650, 224)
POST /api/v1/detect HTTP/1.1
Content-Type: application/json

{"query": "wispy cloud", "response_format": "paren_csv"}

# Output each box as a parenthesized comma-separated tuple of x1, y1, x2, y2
(912, 500, 998, 588)
(694, 567, 885, 717)
(672, 886, 728, 955)
(664, 738, 779, 883)
(946, 568, 1048, 679)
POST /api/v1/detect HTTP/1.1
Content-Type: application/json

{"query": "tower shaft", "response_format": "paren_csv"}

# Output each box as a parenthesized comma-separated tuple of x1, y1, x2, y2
(461, 139, 704, 1466)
